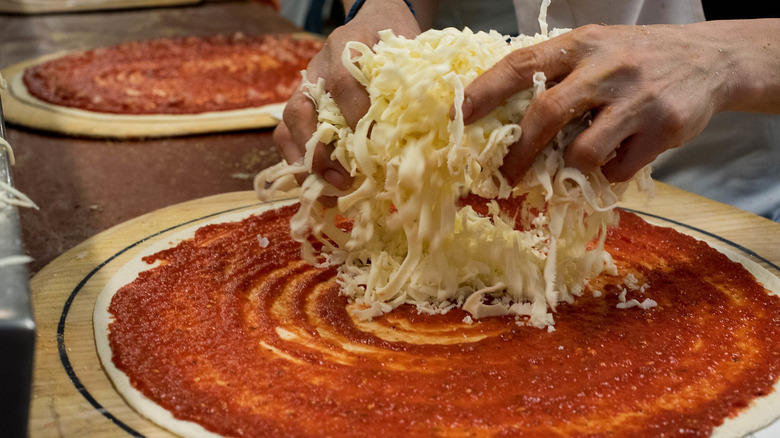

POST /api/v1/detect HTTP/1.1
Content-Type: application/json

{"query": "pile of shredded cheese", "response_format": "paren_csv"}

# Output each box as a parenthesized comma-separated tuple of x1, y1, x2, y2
(256, 23, 652, 327)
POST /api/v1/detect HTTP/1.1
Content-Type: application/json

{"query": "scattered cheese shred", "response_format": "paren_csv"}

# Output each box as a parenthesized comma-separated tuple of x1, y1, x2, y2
(0, 137, 37, 210)
(0, 72, 14, 166)
(616, 298, 658, 310)
(1, 73, 38, 211)
(0, 137, 16, 167)
(257, 21, 652, 327)
(0, 254, 33, 268)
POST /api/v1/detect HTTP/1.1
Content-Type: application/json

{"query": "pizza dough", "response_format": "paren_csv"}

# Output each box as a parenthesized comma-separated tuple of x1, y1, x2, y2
(0, 33, 321, 138)
(94, 198, 780, 438)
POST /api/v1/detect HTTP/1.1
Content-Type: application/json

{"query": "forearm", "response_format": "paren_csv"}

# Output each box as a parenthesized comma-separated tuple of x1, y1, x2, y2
(694, 18, 780, 114)
(339, 0, 441, 30)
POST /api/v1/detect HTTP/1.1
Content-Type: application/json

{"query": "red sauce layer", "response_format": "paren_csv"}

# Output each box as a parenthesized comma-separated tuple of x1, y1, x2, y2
(24, 33, 321, 115)
(108, 204, 780, 437)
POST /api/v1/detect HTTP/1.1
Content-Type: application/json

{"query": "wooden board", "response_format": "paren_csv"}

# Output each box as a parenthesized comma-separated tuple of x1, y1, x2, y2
(28, 184, 780, 436)
(0, 0, 200, 14)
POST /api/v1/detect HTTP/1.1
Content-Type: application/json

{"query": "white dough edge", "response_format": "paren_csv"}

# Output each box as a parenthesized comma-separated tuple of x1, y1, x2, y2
(709, 241, 780, 438)
(93, 199, 296, 438)
(93, 204, 780, 437)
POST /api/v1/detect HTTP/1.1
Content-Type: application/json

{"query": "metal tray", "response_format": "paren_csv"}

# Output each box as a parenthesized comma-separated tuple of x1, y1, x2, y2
(0, 92, 35, 437)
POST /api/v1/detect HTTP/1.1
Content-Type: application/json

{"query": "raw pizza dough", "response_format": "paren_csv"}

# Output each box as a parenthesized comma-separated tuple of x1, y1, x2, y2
(93, 199, 780, 438)
(0, 34, 318, 138)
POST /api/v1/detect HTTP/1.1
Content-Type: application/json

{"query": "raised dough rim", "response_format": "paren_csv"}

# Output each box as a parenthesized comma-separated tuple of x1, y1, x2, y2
(93, 205, 780, 438)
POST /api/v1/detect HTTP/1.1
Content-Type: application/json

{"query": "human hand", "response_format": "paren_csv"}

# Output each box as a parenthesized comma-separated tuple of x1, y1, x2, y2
(273, 0, 422, 192)
(460, 20, 780, 184)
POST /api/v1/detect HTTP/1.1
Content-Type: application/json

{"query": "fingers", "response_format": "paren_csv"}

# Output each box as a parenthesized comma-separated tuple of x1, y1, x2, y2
(326, 60, 370, 130)
(499, 81, 666, 185)
(311, 141, 352, 190)
(601, 134, 662, 183)
(460, 36, 577, 125)
(276, 99, 312, 166)
(598, 121, 682, 183)
(273, 118, 345, 207)
(276, 53, 354, 191)
(279, 73, 319, 165)
(500, 71, 599, 185)
(273, 4, 423, 196)
(562, 104, 639, 177)
(272, 121, 308, 188)
(564, 104, 674, 183)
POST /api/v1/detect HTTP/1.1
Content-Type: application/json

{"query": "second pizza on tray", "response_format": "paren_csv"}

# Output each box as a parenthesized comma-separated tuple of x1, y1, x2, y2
(0, 32, 322, 138)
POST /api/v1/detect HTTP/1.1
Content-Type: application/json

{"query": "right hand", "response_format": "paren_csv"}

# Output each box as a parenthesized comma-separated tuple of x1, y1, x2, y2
(273, 0, 422, 191)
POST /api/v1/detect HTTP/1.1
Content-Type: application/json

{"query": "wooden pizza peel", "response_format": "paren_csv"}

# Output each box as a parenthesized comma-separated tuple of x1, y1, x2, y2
(26, 183, 780, 436)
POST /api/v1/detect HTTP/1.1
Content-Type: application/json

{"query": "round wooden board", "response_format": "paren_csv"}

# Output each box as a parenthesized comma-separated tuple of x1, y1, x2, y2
(27, 185, 780, 437)
(0, 33, 324, 139)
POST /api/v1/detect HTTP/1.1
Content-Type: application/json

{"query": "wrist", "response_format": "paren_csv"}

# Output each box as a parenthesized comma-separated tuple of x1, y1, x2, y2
(345, 0, 416, 23)
(701, 19, 780, 113)
(343, 0, 439, 30)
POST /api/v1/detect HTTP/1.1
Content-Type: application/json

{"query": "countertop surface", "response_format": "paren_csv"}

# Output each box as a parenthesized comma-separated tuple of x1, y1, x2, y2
(1, 0, 299, 275)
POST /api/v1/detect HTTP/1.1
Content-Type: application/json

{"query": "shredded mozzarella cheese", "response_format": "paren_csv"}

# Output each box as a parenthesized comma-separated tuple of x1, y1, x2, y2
(0, 254, 33, 268)
(0, 83, 37, 267)
(257, 18, 652, 327)
(616, 298, 658, 310)
(0, 136, 37, 210)
(0, 137, 16, 167)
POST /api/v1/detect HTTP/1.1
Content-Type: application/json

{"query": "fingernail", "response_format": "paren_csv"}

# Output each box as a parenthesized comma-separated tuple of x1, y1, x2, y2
(324, 168, 349, 191)
(462, 96, 474, 124)
(499, 164, 517, 187)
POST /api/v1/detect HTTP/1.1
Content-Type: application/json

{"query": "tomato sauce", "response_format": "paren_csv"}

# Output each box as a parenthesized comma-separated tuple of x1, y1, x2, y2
(23, 34, 321, 115)
(108, 205, 780, 437)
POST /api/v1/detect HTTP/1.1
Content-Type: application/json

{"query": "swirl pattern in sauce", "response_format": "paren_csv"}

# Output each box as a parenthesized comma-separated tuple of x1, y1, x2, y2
(107, 203, 780, 437)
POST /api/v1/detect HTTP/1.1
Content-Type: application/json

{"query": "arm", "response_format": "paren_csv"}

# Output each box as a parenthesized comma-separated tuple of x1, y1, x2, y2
(274, 0, 440, 190)
(340, 0, 440, 30)
(460, 19, 780, 184)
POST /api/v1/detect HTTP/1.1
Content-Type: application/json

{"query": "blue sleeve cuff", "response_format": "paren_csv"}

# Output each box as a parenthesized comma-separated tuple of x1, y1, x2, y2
(345, 0, 415, 24)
